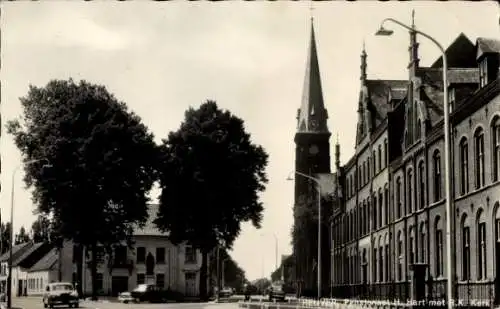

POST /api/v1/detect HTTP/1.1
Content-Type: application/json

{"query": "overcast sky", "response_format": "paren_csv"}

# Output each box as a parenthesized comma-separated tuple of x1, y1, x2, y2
(1, 1, 498, 281)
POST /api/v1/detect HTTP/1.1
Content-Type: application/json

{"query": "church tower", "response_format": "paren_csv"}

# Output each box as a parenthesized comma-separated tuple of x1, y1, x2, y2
(293, 18, 331, 296)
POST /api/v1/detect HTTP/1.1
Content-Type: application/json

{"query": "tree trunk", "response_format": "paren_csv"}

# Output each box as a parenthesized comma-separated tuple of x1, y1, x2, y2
(90, 243, 98, 301)
(76, 245, 83, 298)
(198, 249, 208, 301)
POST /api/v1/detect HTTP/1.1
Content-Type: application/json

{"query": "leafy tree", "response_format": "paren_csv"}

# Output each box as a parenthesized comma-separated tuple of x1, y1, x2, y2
(0, 222, 12, 255)
(7, 79, 158, 300)
(209, 248, 247, 293)
(31, 215, 52, 243)
(15, 226, 31, 244)
(154, 100, 268, 300)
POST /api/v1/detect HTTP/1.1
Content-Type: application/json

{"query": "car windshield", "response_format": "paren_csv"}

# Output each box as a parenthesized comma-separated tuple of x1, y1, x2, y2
(52, 284, 73, 291)
(134, 284, 149, 292)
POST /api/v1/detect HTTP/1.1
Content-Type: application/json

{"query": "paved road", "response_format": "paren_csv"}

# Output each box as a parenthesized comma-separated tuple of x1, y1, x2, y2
(4, 297, 243, 309)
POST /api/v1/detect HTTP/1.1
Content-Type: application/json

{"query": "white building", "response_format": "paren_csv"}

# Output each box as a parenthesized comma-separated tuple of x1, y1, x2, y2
(56, 204, 206, 297)
(26, 248, 59, 296)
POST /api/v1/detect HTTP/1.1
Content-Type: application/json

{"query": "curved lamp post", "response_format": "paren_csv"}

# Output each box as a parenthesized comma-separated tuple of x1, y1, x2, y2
(8, 159, 51, 308)
(375, 18, 453, 309)
(287, 171, 322, 299)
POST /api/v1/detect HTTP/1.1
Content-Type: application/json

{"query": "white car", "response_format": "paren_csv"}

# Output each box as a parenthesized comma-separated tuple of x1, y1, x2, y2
(42, 282, 79, 308)
(118, 291, 136, 303)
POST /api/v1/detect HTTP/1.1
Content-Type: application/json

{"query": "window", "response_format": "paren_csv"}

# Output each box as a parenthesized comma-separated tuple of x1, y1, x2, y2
(346, 178, 350, 198)
(378, 145, 382, 171)
(384, 139, 388, 166)
(396, 177, 402, 219)
(460, 138, 469, 195)
(384, 186, 389, 225)
(420, 225, 427, 263)
(462, 226, 470, 280)
(185, 245, 197, 264)
(373, 195, 378, 229)
(373, 150, 377, 174)
(479, 58, 488, 88)
(448, 88, 455, 113)
(436, 224, 443, 277)
(378, 190, 383, 228)
(363, 161, 367, 184)
(156, 274, 165, 288)
(416, 119, 422, 139)
(365, 200, 369, 233)
(418, 161, 425, 209)
(137, 273, 145, 285)
(96, 273, 103, 292)
(379, 247, 383, 282)
(433, 151, 442, 202)
(475, 128, 485, 189)
(115, 246, 127, 265)
(367, 160, 371, 181)
(478, 222, 487, 280)
(407, 170, 413, 213)
(384, 244, 389, 282)
(373, 248, 378, 282)
(409, 231, 415, 264)
(492, 117, 500, 182)
(397, 232, 403, 281)
(137, 247, 146, 263)
(156, 248, 165, 264)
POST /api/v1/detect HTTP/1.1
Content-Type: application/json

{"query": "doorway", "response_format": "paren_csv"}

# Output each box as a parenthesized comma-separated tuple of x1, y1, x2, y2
(111, 276, 129, 296)
(184, 272, 197, 297)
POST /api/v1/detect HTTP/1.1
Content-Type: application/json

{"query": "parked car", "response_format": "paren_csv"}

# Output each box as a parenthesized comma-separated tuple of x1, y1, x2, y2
(219, 286, 233, 298)
(267, 281, 286, 302)
(117, 291, 135, 303)
(130, 284, 165, 303)
(43, 282, 79, 308)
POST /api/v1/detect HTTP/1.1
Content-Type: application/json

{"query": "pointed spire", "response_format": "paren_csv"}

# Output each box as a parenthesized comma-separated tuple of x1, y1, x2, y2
(408, 9, 420, 72)
(360, 39, 367, 82)
(335, 133, 341, 169)
(297, 18, 329, 133)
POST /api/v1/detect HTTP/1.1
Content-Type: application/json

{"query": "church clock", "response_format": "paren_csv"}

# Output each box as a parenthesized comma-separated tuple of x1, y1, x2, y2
(309, 144, 319, 155)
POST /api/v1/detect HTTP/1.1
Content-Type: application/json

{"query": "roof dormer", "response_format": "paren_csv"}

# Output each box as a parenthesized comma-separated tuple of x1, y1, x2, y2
(476, 37, 500, 88)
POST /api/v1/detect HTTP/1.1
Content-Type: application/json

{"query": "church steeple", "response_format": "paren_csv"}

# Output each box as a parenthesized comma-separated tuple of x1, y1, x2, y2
(408, 10, 420, 75)
(360, 40, 367, 83)
(296, 18, 329, 133)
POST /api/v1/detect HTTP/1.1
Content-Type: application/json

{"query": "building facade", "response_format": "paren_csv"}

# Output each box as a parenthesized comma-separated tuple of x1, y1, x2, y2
(329, 19, 500, 305)
(56, 204, 205, 297)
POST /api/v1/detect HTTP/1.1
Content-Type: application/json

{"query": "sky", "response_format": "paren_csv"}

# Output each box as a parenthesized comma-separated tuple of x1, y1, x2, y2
(1, 1, 498, 282)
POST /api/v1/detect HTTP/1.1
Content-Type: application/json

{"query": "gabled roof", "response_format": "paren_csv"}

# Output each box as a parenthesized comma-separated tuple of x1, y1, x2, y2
(477, 37, 500, 59)
(13, 242, 49, 267)
(365, 79, 408, 126)
(0, 242, 32, 263)
(134, 204, 167, 237)
(431, 33, 477, 68)
(29, 248, 58, 272)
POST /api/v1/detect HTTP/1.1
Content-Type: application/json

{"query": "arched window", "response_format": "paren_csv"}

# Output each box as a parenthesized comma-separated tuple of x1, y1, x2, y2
(420, 222, 427, 263)
(461, 214, 470, 280)
(459, 138, 469, 195)
(397, 231, 403, 281)
(384, 138, 388, 166)
(367, 160, 371, 182)
(477, 209, 487, 280)
(384, 235, 390, 282)
(360, 203, 364, 236)
(409, 226, 415, 265)
(433, 150, 442, 202)
(492, 116, 500, 182)
(384, 185, 389, 225)
(373, 247, 378, 282)
(396, 177, 402, 219)
(475, 127, 485, 189)
(373, 194, 378, 230)
(416, 118, 422, 139)
(378, 145, 382, 172)
(378, 189, 383, 228)
(407, 169, 413, 213)
(379, 244, 383, 282)
(435, 217, 443, 277)
(362, 249, 368, 284)
(418, 161, 425, 209)
(373, 150, 377, 174)
(364, 200, 369, 234)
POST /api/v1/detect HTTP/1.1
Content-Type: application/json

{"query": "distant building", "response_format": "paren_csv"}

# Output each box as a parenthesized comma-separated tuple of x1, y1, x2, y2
(57, 204, 206, 297)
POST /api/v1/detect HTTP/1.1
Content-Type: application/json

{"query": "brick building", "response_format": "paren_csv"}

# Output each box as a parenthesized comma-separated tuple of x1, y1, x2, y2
(329, 19, 500, 305)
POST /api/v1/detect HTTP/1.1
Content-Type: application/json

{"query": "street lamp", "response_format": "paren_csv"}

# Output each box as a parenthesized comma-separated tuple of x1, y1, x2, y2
(260, 232, 279, 279)
(8, 159, 51, 309)
(287, 171, 322, 300)
(375, 18, 453, 309)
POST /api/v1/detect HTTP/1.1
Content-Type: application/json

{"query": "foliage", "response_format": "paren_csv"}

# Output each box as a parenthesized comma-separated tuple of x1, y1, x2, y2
(210, 247, 248, 293)
(31, 215, 52, 243)
(7, 79, 158, 300)
(252, 278, 271, 293)
(154, 100, 268, 299)
(0, 222, 12, 254)
(14, 226, 31, 244)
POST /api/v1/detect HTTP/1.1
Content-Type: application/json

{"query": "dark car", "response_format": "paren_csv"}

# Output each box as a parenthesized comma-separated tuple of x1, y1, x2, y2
(130, 284, 165, 303)
(267, 281, 286, 302)
(43, 282, 79, 308)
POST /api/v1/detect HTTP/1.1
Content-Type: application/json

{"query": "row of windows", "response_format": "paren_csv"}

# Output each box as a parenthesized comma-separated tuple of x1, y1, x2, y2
(73, 245, 198, 265)
(333, 207, 500, 285)
(345, 139, 389, 199)
(28, 278, 45, 291)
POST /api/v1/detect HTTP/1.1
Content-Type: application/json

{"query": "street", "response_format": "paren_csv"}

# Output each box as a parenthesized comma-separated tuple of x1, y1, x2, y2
(4, 297, 244, 309)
